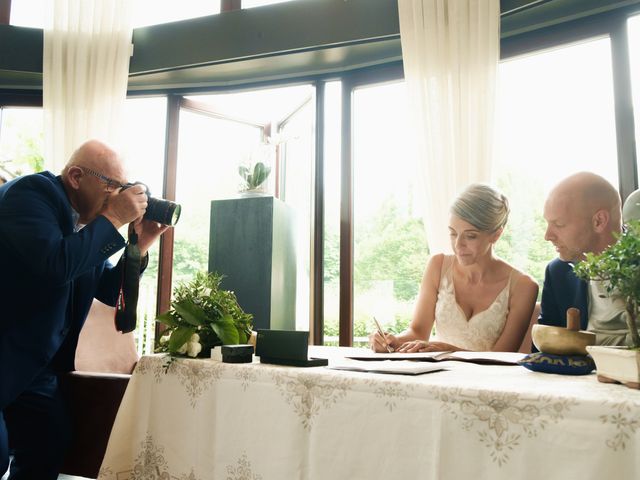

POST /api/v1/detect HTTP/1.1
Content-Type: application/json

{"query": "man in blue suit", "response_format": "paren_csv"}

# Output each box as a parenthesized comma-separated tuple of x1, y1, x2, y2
(539, 172, 622, 333)
(0, 140, 167, 479)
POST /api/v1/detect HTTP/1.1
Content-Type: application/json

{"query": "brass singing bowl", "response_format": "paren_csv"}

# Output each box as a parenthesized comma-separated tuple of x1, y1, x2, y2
(532, 324, 596, 355)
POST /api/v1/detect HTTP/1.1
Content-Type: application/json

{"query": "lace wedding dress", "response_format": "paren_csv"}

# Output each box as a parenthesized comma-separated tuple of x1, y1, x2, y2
(433, 256, 512, 351)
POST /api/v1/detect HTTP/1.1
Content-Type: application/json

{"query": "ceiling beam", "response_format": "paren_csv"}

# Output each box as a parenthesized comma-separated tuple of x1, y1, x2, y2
(2, 0, 640, 92)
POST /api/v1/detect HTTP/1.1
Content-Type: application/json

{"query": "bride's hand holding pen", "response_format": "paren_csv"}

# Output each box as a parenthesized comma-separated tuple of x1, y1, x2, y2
(369, 316, 396, 353)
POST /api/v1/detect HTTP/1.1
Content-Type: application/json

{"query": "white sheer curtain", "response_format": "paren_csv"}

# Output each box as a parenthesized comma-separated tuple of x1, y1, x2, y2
(398, 0, 500, 253)
(43, 0, 134, 173)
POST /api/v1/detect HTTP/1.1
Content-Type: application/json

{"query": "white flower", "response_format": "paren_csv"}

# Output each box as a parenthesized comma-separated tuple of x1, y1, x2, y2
(180, 333, 202, 357)
(175, 333, 202, 357)
(187, 341, 202, 358)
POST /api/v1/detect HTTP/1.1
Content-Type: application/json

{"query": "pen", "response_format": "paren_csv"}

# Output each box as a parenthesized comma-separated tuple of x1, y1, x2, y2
(373, 316, 393, 353)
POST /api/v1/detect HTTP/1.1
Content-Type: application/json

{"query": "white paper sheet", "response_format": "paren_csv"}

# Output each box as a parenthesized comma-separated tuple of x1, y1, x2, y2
(327, 359, 446, 375)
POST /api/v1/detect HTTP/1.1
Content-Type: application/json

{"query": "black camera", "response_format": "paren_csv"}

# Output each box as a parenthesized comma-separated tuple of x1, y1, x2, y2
(121, 182, 181, 226)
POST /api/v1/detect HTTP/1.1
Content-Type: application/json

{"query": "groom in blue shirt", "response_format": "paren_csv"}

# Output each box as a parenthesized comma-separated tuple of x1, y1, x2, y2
(539, 172, 621, 333)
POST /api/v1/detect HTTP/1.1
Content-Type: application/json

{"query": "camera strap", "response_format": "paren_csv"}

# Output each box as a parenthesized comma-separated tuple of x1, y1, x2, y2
(115, 227, 141, 333)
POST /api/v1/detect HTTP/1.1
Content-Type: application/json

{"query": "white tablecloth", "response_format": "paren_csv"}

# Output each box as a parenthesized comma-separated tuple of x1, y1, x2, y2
(98, 347, 640, 480)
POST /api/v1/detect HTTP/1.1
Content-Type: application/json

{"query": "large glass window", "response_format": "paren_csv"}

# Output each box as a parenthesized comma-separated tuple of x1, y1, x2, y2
(121, 96, 168, 354)
(8, 0, 45, 28)
(629, 14, 640, 185)
(351, 81, 427, 347)
(173, 109, 261, 286)
(0, 107, 44, 179)
(278, 93, 315, 331)
(494, 38, 619, 288)
(172, 85, 315, 331)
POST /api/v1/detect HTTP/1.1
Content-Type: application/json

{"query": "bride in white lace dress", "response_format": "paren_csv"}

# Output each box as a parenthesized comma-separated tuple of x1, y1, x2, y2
(370, 184, 538, 353)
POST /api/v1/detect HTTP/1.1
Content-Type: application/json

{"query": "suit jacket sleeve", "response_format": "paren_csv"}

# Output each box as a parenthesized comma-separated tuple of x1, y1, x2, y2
(0, 173, 126, 287)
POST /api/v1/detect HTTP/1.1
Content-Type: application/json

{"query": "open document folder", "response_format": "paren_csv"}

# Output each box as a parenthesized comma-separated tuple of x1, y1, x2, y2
(328, 359, 446, 376)
(343, 350, 527, 366)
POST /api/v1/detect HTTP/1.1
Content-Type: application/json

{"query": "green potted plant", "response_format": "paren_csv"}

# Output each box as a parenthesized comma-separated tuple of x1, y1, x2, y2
(574, 220, 640, 387)
(238, 161, 271, 194)
(155, 271, 253, 358)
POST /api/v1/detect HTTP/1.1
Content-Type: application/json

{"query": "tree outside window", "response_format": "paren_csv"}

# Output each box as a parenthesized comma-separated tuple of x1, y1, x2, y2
(0, 108, 44, 178)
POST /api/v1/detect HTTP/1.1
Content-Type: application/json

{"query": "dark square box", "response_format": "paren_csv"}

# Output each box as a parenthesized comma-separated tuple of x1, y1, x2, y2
(221, 344, 254, 363)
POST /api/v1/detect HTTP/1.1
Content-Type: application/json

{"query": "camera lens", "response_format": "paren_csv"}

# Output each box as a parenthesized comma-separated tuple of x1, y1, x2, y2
(144, 197, 181, 226)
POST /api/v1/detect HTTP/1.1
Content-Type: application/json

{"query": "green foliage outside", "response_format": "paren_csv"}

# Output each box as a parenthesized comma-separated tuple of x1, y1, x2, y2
(323, 315, 413, 347)
(574, 220, 640, 348)
(323, 231, 340, 283)
(495, 173, 556, 293)
(0, 125, 44, 178)
(354, 200, 429, 302)
(144, 238, 208, 285)
(323, 197, 427, 345)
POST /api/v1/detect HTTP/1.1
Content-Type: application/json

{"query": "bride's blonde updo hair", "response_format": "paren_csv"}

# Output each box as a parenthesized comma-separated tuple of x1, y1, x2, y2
(451, 184, 510, 233)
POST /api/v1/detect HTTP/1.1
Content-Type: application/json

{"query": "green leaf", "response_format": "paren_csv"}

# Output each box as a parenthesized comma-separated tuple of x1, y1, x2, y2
(251, 162, 271, 188)
(156, 311, 179, 327)
(173, 300, 207, 326)
(211, 314, 239, 345)
(168, 326, 196, 353)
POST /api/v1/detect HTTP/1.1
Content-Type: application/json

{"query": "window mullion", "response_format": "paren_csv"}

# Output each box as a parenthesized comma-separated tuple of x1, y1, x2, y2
(339, 77, 353, 346)
(156, 95, 180, 324)
(312, 81, 325, 345)
(610, 16, 639, 200)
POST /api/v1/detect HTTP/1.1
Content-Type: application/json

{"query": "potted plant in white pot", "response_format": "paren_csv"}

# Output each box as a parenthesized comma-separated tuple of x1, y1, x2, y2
(574, 220, 640, 388)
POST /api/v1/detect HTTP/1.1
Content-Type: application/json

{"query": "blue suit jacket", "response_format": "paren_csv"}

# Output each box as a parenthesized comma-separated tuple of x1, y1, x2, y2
(0, 172, 126, 409)
(539, 258, 589, 330)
